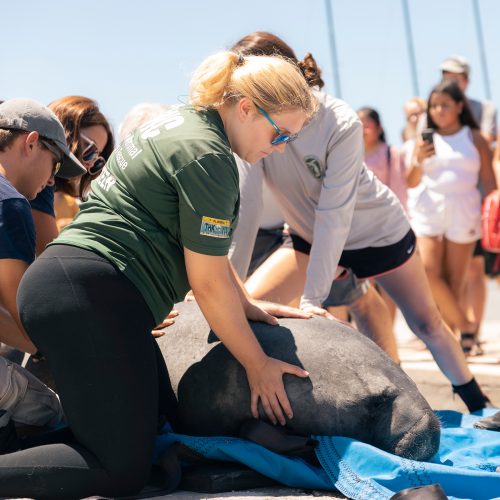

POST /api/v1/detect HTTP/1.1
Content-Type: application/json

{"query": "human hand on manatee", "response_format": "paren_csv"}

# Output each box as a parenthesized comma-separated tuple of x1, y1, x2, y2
(301, 305, 337, 320)
(151, 310, 179, 337)
(245, 355, 309, 426)
(244, 299, 312, 325)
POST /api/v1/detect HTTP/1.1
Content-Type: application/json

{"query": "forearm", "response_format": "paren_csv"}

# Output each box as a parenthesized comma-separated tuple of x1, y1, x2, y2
(407, 141, 426, 188)
(301, 218, 347, 308)
(0, 303, 37, 354)
(406, 159, 422, 187)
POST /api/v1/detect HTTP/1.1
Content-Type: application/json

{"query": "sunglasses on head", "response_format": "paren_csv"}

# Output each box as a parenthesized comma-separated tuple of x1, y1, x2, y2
(80, 133, 106, 175)
(40, 138, 62, 177)
(255, 106, 299, 145)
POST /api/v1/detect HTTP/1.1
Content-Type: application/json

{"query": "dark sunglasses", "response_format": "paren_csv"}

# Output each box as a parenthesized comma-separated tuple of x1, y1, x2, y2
(40, 138, 62, 176)
(80, 133, 106, 175)
(256, 106, 299, 145)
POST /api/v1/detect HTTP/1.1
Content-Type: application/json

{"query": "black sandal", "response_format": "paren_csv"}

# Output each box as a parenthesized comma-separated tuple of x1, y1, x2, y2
(460, 333, 484, 357)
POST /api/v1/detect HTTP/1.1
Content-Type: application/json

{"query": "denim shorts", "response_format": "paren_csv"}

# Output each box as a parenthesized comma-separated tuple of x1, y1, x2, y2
(322, 269, 370, 307)
(0, 356, 64, 427)
(280, 236, 370, 307)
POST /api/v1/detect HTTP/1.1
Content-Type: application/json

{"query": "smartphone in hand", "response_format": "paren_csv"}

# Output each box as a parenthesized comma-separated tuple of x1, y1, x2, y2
(421, 128, 435, 145)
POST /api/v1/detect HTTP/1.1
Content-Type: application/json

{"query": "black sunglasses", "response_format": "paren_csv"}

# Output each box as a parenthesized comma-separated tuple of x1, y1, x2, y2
(80, 133, 106, 175)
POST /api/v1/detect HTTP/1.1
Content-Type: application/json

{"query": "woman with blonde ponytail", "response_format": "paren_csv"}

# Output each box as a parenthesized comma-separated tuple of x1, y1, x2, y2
(1, 52, 315, 498)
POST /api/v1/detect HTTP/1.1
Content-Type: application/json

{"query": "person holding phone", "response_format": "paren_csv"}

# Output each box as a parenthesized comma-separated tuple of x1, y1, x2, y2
(408, 79, 497, 345)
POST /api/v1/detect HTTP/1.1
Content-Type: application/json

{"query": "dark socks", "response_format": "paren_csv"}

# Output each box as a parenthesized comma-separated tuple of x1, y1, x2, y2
(452, 377, 489, 413)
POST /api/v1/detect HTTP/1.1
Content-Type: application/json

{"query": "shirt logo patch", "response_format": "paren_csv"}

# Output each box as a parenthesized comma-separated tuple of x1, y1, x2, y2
(200, 216, 231, 238)
(304, 155, 325, 179)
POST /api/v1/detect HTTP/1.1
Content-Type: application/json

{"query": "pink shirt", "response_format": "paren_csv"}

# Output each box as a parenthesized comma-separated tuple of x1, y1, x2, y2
(365, 143, 408, 210)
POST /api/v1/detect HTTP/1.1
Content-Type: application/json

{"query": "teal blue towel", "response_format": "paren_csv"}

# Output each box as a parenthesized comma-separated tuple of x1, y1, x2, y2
(154, 409, 500, 499)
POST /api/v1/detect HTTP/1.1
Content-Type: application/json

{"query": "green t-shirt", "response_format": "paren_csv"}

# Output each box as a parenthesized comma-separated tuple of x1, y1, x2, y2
(54, 106, 239, 323)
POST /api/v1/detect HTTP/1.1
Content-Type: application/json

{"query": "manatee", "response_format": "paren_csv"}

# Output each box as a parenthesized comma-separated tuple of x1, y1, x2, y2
(157, 302, 440, 461)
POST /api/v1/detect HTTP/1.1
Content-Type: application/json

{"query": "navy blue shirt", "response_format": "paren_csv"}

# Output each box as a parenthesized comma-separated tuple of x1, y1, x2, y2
(0, 176, 36, 264)
(30, 185, 55, 217)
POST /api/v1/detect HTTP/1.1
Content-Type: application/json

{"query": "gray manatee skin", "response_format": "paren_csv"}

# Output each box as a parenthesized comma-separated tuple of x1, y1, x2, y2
(157, 302, 440, 462)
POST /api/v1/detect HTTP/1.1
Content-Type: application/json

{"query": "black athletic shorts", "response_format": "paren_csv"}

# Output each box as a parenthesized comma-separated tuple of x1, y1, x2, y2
(284, 228, 417, 279)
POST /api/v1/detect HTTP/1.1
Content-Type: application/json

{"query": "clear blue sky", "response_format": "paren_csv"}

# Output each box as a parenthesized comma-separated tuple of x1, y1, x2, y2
(3, 0, 499, 145)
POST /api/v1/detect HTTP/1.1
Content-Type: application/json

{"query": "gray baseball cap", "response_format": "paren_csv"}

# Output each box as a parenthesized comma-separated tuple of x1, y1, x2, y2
(0, 98, 87, 179)
(439, 55, 470, 76)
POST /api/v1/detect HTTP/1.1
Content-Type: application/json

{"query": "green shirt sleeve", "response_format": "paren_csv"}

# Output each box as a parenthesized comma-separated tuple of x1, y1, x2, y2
(174, 153, 239, 255)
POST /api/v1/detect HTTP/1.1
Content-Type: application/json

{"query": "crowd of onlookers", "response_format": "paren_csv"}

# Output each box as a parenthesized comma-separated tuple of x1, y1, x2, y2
(360, 55, 500, 358)
(0, 31, 499, 497)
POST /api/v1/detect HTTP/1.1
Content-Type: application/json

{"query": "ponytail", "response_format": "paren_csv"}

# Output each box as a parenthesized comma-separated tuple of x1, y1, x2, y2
(189, 51, 242, 109)
(297, 53, 325, 89)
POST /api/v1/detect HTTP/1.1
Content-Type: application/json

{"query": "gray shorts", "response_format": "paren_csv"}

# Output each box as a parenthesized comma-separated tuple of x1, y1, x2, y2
(252, 231, 370, 307)
(0, 356, 64, 427)
(322, 268, 370, 308)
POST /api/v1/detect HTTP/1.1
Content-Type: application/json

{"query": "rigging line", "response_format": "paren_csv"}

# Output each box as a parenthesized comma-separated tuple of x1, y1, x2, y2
(401, 0, 419, 96)
(472, 0, 492, 100)
(324, 0, 342, 99)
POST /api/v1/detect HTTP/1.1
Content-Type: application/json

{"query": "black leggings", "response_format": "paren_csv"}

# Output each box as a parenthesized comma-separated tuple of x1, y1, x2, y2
(0, 245, 177, 498)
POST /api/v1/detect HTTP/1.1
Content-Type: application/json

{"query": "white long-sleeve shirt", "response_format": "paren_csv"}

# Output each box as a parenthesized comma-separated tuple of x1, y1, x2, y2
(230, 91, 410, 308)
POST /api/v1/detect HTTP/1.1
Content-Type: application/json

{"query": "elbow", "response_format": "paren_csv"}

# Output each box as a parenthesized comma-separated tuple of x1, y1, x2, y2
(189, 279, 217, 300)
(189, 273, 232, 302)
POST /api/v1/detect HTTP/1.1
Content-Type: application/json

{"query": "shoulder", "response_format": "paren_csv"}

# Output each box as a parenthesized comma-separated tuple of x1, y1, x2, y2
(0, 197, 35, 263)
(0, 197, 34, 232)
(146, 106, 232, 169)
(481, 100, 497, 115)
(305, 92, 361, 153)
(0, 176, 25, 201)
(315, 91, 361, 129)
(176, 152, 239, 195)
(1, 196, 31, 217)
(469, 98, 496, 116)
(0, 178, 34, 226)
(0, 182, 31, 217)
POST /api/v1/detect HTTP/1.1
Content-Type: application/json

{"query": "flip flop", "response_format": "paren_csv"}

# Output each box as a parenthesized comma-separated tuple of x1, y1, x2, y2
(460, 333, 484, 357)
(473, 410, 500, 431)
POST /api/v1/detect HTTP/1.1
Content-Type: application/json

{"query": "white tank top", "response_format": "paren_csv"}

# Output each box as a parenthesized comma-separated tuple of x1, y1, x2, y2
(422, 126, 480, 194)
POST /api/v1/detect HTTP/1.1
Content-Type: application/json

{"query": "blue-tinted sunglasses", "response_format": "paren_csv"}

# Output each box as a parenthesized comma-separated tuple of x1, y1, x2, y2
(256, 106, 299, 146)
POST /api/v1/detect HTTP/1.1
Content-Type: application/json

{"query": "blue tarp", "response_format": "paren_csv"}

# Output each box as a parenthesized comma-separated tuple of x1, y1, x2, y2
(154, 409, 500, 499)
